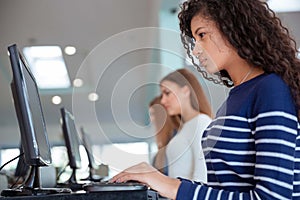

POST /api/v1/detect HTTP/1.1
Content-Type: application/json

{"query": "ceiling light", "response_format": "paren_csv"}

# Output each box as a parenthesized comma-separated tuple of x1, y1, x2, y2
(73, 78, 83, 87)
(88, 93, 99, 102)
(23, 46, 71, 89)
(64, 46, 76, 55)
(267, 0, 300, 12)
(52, 95, 62, 105)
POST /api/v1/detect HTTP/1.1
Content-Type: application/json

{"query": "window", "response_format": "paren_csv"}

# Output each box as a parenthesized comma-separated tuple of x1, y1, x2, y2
(23, 46, 71, 89)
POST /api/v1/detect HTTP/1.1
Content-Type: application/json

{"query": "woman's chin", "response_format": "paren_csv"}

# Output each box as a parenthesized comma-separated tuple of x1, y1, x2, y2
(205, 65, 219, 74)
(167, 110, 175, 116)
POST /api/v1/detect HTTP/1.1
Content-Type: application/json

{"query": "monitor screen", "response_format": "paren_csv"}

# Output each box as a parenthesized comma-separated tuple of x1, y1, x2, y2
(60, 107, 81, 169)
(9, 44, 52, 166)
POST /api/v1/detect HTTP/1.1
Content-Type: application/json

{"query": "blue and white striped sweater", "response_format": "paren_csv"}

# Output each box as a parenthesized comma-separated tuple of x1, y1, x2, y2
(176, 73, 300, 200)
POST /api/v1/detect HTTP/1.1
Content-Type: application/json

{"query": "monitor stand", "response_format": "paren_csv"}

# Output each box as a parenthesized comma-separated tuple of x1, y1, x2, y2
(1, 165, 72, 196)
(80, 168, 102, 182)
(56, 168, 84, 191)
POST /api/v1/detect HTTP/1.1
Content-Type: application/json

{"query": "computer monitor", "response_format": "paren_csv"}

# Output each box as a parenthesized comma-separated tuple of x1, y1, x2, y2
(59, 107, 82, 190)
(1, 44, 71, 196)
(80, 127, 102, 182)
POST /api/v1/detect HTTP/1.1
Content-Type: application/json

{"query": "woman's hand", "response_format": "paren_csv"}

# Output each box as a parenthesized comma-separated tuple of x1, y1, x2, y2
(110, 162, 181, 199)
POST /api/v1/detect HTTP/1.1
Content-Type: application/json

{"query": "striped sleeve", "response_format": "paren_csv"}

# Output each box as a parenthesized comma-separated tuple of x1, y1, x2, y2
(176, 115, 299, 200)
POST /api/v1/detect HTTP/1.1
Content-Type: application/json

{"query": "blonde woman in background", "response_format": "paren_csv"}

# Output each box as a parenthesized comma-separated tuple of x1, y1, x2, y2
(159, 68, 212, 182)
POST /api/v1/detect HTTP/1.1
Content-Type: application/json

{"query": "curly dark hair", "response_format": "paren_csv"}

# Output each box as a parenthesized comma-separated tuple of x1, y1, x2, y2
(178, 0, 300, 119)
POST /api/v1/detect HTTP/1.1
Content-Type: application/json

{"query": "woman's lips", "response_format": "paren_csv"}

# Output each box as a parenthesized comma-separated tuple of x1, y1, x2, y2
(199, 56, 208, 67)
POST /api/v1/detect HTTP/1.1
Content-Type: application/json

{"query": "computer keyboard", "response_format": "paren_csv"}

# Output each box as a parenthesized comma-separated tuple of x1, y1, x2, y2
(1, 187, 72, 196)
(83, 181, 148, 192)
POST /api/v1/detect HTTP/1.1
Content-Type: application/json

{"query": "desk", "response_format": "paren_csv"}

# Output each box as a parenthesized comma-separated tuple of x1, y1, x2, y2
(0, 190, 159, 200)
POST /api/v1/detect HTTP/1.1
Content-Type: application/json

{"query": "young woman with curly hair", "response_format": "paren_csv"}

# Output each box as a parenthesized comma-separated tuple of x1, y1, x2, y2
(111, 0, 300, 199)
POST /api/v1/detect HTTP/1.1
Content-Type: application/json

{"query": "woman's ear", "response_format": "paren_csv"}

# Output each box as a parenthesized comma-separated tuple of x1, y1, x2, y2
(182, 85, 190, 97)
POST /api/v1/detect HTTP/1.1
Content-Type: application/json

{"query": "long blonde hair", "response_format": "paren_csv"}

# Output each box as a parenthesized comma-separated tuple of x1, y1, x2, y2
(149, 96, 179, 148)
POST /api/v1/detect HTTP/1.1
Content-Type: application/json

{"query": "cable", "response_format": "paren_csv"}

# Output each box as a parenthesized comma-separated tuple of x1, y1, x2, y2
(0, 153, 24, 171)
(56, 162, 69, 182)
(10, 175, 22, 189)
(10, 162, 29, 189)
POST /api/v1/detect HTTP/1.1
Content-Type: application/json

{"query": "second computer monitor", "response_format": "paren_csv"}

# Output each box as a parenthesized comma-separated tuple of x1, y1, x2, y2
(60, 107, 81, 170)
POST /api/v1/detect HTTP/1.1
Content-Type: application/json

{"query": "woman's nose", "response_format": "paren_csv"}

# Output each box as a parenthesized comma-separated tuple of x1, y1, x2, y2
(160, 95, 166, 105)
(192, 42, 203, 57)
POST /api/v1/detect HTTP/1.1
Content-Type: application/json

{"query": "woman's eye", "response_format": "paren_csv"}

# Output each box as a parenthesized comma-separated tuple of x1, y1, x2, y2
(163, 91, 170, 96)
(199, 32, 206, 39)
